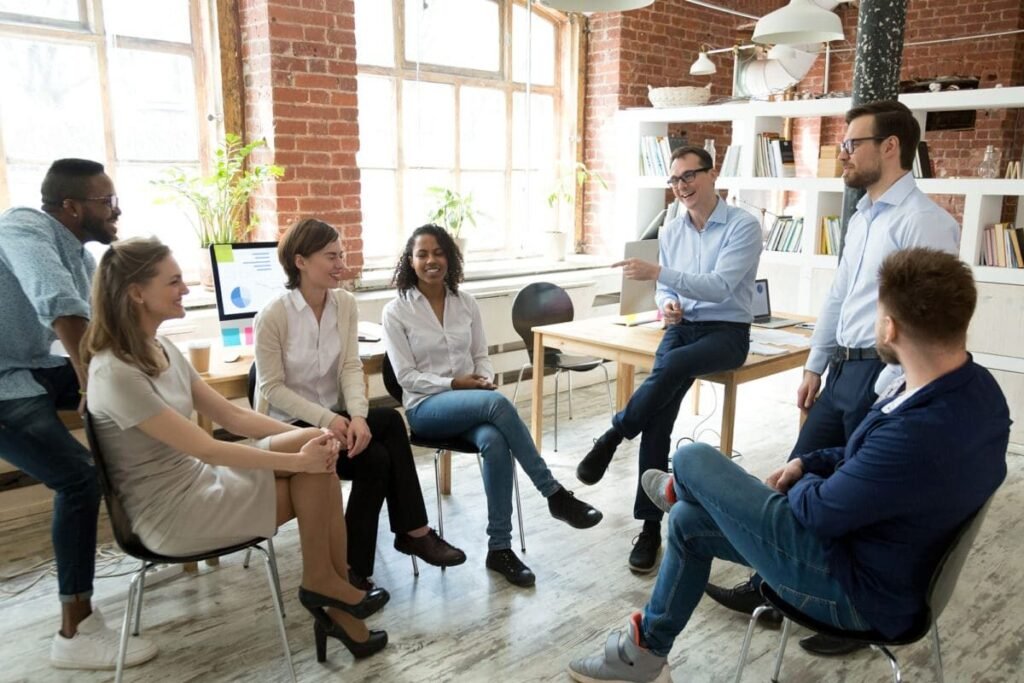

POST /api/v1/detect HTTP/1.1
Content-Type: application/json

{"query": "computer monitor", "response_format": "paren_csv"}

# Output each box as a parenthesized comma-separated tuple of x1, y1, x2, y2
(209, 242, 288, 347)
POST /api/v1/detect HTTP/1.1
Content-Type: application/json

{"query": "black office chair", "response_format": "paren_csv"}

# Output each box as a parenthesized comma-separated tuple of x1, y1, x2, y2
(82, 411, 294, 683)
(733, 497, 995, 683)
(382, 353, 526, 553)
(510, 282, 613, 451)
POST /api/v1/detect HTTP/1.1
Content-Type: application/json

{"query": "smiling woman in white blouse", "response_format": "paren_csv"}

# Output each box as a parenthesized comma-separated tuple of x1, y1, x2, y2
(253, 219, 465, 590)
(382, 224, 604, 588)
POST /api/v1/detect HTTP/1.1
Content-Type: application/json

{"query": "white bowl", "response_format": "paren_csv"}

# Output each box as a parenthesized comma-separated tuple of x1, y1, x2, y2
(648, 84, 711, 108)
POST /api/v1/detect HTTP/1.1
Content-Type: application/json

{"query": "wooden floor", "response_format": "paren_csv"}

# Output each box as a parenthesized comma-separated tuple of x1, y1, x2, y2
(2, 368, 1022, 682)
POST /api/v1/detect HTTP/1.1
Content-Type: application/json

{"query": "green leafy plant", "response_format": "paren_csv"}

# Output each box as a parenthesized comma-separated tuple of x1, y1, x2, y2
(426, 186, 480, 239)
(152, 134, 285, 246)
(546, 162, 607, 231)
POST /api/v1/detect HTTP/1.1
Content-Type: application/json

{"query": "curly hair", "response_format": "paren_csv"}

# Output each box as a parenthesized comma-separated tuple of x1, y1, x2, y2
(391, 224, 464, 296)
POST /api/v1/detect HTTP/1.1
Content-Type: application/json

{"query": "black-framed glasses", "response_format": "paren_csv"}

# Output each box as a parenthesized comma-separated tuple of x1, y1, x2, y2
(839, 137, 887, 155)
(666, 167, 712, 186)
(76, 195, 119, 210)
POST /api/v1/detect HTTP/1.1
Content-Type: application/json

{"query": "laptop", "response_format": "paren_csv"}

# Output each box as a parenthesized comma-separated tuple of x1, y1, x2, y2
(751, 278, 801, 328)
(615, 239, 661, 326)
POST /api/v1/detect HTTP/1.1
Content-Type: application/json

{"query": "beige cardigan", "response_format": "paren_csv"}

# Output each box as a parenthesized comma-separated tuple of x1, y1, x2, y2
(252, 288, 369, 426)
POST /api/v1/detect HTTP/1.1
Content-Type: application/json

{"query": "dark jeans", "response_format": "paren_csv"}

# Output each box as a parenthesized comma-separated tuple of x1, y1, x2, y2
(612, 321, 750, 521)
(333, 407, 429, 577)
(0, 362, 99, 601)
(789, 357, 885, 460)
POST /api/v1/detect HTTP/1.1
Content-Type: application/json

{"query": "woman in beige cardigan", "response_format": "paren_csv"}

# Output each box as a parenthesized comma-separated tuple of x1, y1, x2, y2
(254, 219, 465, 588)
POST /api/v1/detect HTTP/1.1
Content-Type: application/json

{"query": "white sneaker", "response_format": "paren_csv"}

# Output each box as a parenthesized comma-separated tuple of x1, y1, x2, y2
(51, 607, 158, 670)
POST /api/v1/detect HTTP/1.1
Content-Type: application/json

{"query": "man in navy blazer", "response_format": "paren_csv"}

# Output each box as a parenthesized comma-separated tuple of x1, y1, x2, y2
(567, 247, 1010, 683)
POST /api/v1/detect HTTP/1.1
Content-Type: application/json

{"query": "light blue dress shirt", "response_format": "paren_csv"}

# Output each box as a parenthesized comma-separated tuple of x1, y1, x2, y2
(807, 172, 960, 375)
(0, 207, 94, 400)
(655, 197, 763, 323)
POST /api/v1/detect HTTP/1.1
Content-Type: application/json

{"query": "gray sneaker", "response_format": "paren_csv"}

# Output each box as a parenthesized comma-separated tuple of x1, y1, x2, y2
(567, 614, 671, 683)
(641, 469, 675, 515)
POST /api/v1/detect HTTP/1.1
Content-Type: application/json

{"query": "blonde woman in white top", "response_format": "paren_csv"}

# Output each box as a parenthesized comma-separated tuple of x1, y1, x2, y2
(382, 224, 603, 588)
(254, 219, 465, 589)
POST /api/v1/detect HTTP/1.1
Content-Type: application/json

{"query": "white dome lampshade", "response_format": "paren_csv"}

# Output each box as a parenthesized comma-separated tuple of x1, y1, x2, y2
(689, 50, 717, 76)
(539, 0, 655, 11)
(752, 0, 844, 46)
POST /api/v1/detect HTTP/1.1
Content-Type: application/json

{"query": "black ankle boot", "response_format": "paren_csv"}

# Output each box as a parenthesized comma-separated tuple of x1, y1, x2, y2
(547, 487, 603, 529)
(577, 428, 623, 485)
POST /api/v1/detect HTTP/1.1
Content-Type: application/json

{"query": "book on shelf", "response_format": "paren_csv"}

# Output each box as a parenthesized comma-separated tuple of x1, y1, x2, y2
(720, 145, 742, 177)
(778, 139, 796, 177)
(819, 215, 840, 255)
(912, 141, 934, 178)
(765, 215, 803, 253)
(980, 222, 1023, 268)
(639, 134, 688, 177)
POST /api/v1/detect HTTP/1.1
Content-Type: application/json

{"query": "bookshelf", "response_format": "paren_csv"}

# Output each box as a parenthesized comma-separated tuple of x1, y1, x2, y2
(614, 87, 1024, 449)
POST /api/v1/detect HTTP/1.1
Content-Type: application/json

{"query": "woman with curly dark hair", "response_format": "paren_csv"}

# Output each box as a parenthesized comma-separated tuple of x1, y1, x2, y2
(382, 224, 604, 588)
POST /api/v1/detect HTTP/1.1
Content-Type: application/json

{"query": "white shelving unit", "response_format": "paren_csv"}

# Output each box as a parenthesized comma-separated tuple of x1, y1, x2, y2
(614, 87, 1024, 448)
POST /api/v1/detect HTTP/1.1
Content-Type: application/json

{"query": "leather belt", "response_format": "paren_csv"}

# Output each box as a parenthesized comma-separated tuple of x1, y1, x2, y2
(833, 346, 880, 362)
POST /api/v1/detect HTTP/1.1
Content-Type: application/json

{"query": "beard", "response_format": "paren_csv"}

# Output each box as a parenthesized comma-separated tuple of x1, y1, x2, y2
(81, 214, 116, 245)
(843, 164, 882, 190)
(877, 339, 899, 365)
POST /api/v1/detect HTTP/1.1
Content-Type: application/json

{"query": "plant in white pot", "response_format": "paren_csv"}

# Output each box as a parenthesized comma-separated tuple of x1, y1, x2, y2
(426, 185, 480, 254)
(546, 162, 607, 261)
(152, 134, 284, 288)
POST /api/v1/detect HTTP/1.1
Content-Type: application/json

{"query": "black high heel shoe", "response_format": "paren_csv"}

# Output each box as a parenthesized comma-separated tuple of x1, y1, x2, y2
(298, 585, 390, 619)
(309, 608, 388, 661)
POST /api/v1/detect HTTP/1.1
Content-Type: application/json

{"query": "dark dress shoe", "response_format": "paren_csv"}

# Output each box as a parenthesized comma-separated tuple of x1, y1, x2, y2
(548, 487, 603, 529)
(799, 633, 869, 656)
(394, 529, 467, 567)
(298, 585, 390, 620)
(576, 429, 622, 485)
(628, 528, 661, 573)
(347, 570, 376, 592)
(704, 579, 783, 627)
(485, 549, 536, 587)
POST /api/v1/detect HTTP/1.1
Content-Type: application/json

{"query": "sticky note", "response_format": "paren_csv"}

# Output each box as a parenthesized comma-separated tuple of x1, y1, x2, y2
(244, 326, 254, 345)
(213, 244, 234, 263)
(221, 327, 242, 347)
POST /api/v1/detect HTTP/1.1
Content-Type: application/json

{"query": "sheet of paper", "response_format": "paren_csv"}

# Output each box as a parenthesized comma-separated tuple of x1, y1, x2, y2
(751, 328, 811, 347)
(749, 341, 789, 356)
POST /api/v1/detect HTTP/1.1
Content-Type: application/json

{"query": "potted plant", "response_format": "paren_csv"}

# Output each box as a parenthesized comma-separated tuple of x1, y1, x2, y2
(153, 133, 285, 288)
(426, 185, 480, 254)
(546, 162, 607, 261)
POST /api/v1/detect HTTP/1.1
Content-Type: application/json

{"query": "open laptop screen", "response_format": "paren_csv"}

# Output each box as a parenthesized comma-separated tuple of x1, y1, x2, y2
(752, 279, 772, 319)
(619, 239, 660, 315)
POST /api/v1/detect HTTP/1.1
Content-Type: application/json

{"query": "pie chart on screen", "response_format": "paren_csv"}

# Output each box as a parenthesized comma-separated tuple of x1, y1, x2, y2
(230, 286, 252, 309)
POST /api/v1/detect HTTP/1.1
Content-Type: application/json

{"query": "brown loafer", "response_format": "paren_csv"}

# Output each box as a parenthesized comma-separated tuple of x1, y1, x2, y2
(394, 529, 467, 567)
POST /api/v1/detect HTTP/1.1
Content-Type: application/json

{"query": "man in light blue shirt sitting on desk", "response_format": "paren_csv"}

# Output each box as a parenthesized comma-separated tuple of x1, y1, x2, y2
(705, 100, 961, 657)
(576, 144, 763, 574)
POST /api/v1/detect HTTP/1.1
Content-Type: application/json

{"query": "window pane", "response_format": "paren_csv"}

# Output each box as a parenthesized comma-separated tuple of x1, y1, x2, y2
(460, 87, 505, 170)
(0, 38, 105, 162)
(405, 169, 453, 235)
(512, 169, 555, 251)
(356, 75, 396, 168)
(110, 49, 199, 161)
(405, 0, 499, 72)
(0, 0, 79, 22)
(104, 0, 192, 44)
(512, 5, 556, 86)
(460, 171, 504, 250)
(402, 80, 454, 169)
(360, 169, 398, 259)
(354, 0, 393, 67)
(4, 162, 49, 207)
(117, 162, 201, 275)
(512, 92, 555, 170)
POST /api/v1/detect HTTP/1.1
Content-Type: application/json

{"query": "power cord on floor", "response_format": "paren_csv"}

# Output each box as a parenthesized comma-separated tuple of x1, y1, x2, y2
(0, 543, 141, 598)
(675, 381, 744, 460)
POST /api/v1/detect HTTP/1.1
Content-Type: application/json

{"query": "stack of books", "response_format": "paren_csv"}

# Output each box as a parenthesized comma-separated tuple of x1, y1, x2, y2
(819, 215, 841, 255)
(764, 216, 804, 252)
(719, 145, 742, 177)
(818, 145, 841, 178)
(754, 133, 795, 178)
(980, 222, 1024, 268)
(639, 135, 687, 177)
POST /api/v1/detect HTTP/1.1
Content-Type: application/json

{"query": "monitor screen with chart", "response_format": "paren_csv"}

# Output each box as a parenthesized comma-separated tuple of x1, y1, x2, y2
(209, 242, 288, 347)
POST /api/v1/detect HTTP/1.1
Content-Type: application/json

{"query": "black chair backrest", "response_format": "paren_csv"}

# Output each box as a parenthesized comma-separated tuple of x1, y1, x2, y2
(247, 362, 257, 408)
(381, 353, 404, 405)
(511, 282, 575, 364)
(927, 496, 994, 620)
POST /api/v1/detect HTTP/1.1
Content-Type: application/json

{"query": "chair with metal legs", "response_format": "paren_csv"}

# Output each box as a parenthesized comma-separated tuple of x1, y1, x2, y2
(733, 496, 995, 683)
(382, 354, 527, 555)
(83, 411, 294, 683)
(510, 282, 614, 451)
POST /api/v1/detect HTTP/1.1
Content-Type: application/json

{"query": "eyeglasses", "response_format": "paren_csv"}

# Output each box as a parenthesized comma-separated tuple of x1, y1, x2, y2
(838, 137, 887, 155)
(666, 167, 712, 186)
(77, 194, 118, 210)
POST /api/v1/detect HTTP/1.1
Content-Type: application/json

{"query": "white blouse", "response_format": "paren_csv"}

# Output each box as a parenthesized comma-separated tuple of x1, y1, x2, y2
(272, 289, 341, 421)
(381, 287, 493, 410)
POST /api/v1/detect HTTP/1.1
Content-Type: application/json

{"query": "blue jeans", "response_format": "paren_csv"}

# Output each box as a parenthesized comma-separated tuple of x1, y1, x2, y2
(613, 321, 750, 521)
(641, 443, 869, 656)
(0, 363, 99, 601)
(408, 390, 560, 550)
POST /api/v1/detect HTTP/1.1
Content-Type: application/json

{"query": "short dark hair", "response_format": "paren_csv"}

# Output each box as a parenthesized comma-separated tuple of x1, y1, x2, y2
(845, 100, 920, 170)
(878, 248, 976, 346)
(40, 158, 106, 208)
(278, 218, 341, 289)
(670, 145, 714, 169)
(392, 224, 464, 295)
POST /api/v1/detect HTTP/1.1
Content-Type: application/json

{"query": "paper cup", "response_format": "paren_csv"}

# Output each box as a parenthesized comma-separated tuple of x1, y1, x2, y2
(188, 341, 211, 374)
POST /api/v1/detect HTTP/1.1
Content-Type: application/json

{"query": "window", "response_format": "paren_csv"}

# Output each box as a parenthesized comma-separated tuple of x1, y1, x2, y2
(0, 0, 217, 277)
(354, 0, 577, 265)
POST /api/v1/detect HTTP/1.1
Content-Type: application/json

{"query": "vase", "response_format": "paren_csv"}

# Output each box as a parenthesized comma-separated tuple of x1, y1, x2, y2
(454, 237, 468, 256)
(545, 231, 568, 261)
(198, 247, 215, 290)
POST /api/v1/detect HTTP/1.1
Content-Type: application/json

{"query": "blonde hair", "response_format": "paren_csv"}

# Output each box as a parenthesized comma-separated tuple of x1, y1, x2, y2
(82, 237, 172, 377)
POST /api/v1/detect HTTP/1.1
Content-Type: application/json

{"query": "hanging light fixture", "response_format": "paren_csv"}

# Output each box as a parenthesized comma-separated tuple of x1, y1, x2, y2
(689, 45, 717, 76)
(752, 0, 844, 46)
(539, 0, 655, 11)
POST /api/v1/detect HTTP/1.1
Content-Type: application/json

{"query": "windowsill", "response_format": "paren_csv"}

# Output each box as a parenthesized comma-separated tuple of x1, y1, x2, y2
(356, 254, 613, 291)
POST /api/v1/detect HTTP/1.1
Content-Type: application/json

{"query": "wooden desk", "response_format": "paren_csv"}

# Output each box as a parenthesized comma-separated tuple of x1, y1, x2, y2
(530, 315, 812, 456)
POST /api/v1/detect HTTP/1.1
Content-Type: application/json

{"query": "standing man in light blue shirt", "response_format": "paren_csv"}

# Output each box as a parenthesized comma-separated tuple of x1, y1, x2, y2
(0, 159, 157, 670)
(705, 100, 960, 657)
(576, 145, 763, 573)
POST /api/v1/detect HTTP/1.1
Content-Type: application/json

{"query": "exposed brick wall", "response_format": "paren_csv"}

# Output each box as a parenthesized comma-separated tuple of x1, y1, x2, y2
(238, 0, 362, 278)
